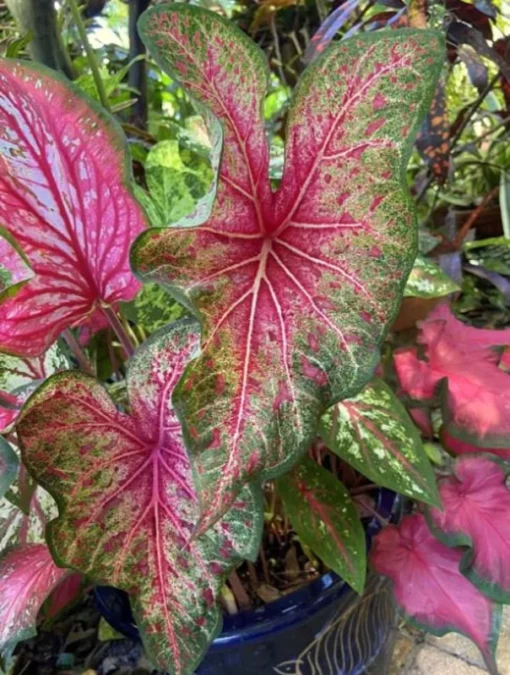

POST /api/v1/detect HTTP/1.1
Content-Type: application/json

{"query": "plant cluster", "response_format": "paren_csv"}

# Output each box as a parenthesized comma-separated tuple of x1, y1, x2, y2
(0, 3, 509, 675)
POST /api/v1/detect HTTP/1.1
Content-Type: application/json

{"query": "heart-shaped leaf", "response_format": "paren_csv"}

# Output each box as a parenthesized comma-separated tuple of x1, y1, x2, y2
(0, 227, 33, 297)
(0, 343, 69, 432)
(278, 456, 366, 593)
(0, 60, 147, 357)
(0, 544, 69, 654)
(133, 4, 444, 527)
(319, 378, 440, 505)
(394, 303, 510, 448)
(371, 513, 501, 673)
(427, 455, 510, 603)
(0, 438, 18, 499)
(18, 321, 263, 675)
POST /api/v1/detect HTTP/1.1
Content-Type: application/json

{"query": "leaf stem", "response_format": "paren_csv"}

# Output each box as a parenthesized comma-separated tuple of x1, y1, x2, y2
(63, 329, 95, 375)
(101, 305, 135, 359)
(67, 0, 111, 112)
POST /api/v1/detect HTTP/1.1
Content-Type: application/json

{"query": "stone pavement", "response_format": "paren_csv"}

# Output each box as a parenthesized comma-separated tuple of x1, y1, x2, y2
(390, 608, 510, 675)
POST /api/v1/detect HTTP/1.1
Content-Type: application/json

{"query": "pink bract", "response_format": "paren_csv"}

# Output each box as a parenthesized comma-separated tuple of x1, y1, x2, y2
(371, 513, 500, 673)
(0, 60, 146, 357)
(394, 303, 510, 447)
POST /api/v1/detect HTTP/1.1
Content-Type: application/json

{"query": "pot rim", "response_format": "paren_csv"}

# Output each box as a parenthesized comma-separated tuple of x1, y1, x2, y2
(94, 488, 402, 648)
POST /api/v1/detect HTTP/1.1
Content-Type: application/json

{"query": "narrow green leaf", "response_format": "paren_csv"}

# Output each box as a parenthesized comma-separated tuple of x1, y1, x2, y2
(277, 457, 366, 593)
(404, 255, 459, 298)
(0, 438, 18, 500)
(500, 171, 510, 240)
(319, 378, 440, 506)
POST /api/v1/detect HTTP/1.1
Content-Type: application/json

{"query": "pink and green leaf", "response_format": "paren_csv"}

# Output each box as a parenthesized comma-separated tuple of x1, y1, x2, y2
(0, 485, 56, 551)
(371, 513, 501, 674)
(0, 544, 68, 653)
(18, 321, 263, 675)
(278, 456, 366, 593)
(319, 378, 440, 506)
(0, 227, 33, 297)
(441, 429, 510, 461)
(0, 343, 69, 432)
(427, 455, 510, 603)
(394, 303, 510, 449)
(0, 59, 147, 357)
(0, 438, 18, 499)
(133, 4, 444, 527)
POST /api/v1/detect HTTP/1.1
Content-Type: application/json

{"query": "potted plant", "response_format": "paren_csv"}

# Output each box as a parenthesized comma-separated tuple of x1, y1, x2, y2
(1, 4, 509, 675)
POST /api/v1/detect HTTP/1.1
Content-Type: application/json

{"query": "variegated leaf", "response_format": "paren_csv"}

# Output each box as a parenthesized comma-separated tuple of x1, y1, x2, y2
(0, 343, 69, 432)
(427, 455, 510, 603)
(0, 544, 68, 654)
(278, 457, 366, 593)
(18, 321, 263, 675)
(372, 513, 501, 674)
(404, 255, 459, 298)
(319, 378, 440, 505)
(0, 60, 147, 356)
(133, 5, 444, 528)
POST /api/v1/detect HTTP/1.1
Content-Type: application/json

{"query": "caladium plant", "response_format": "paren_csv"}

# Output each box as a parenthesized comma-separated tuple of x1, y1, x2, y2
(132, 4, 444, 527)
(2, 4, 510, 675)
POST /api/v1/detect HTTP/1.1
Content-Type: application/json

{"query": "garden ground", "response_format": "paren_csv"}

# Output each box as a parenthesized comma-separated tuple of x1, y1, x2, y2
(391, 607, 510, 674)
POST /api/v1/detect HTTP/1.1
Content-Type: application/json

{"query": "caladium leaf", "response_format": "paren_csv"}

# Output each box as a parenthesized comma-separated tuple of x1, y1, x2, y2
(394, 303, 510, 448)
(133, 5, 444, 527)
(18, 321, 263, 675)
(427, 455, 510, 603)
(441, 429, 510, 461)
(0, 544, 68, 654)
(319, 378, 440, 505)
(371, 513, 501, 673)
(0, 227, 33, 297)
(0, 343, 69, 432)
(0, 485, 57, 551)
(404, 255, 459, 299)
(0, 59, 147, 357)
(0, 438, 17, 500)
(277, 456, 366, 593)
(42, 572, 83, 622)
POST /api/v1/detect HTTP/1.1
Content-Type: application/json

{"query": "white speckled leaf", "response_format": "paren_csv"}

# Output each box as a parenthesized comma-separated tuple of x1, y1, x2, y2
(404, 255, 459, 298)
(319, 378, 440, 505)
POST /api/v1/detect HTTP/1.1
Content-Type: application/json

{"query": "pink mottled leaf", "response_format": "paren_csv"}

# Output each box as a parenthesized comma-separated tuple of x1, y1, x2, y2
(133, 5, 444, 528)
(0, 343, 69, 432)
(0, 544, 68, 653)
(0, 59, 147, 357)
(441, 429, 510, 461)
(277, 456, 366, 593)
(372, 513, 500, 673)
(42, 572, 83, 621)
(0, 227, 33, 297)
(394, 303, 510, 448)
(18, 321, 263, 675)
(427, 455, 510, 603)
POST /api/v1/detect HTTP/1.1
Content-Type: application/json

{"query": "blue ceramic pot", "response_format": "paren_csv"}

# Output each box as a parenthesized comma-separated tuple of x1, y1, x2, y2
(94, 489, 401, 675)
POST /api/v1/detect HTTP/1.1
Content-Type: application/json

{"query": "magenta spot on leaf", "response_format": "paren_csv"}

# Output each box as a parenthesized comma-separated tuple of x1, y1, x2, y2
(301, 356, 328, 386)
(373, 93, 387, 110)
(365, 119, 386, 136)
(308, 332, 319, 352)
